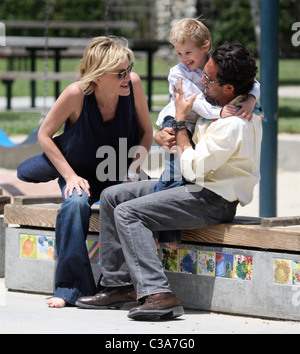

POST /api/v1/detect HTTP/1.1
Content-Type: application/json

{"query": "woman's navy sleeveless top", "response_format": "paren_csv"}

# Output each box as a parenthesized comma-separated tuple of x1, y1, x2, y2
(52, 81, 141, 190)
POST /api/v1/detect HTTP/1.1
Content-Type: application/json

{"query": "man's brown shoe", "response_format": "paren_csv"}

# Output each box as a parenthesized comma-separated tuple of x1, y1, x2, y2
(75, 285, 139, 310)
(127, 292, 184, 321)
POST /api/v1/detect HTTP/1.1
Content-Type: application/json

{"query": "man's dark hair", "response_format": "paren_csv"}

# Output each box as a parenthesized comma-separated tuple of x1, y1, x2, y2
(212, 43, 258, 96)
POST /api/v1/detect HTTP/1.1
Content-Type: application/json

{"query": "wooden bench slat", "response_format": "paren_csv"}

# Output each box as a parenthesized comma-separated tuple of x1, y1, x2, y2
(4, 203, 300, 252)
(261, 216, 300, 227)
(1, 20, 137, 31)
(0, 71, 168, 82)
(182, 223, 300, 252)
(13, 195, 63, 205)
(4, 203, 99, 233)
(0, 71, 77, 81)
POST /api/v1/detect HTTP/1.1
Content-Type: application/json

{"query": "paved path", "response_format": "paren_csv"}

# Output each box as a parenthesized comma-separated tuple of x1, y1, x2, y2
(1, 279, 300, 334)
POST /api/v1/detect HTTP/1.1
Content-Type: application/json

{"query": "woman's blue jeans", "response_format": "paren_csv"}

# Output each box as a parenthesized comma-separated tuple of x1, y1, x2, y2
(18, 154, 102, 305)
(54, 178, 100, 305)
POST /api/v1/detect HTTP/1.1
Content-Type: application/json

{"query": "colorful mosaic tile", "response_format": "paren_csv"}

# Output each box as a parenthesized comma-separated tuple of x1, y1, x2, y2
(88, 241, 100, 265)
(197, 251, 216, 276)
(20, 234, 37, 259)
(293, 261, 300, 286)
(273, 259, 293, 285)
(234, 255, 253, 280)
(179, 249, 197, 274)
(37, 236, 55, 260)
(216, 253, 234, 278)
(159, 247, 179, 272)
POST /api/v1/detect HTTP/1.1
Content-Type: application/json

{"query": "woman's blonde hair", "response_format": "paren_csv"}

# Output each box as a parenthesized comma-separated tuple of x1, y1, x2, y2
(78, 36, 135, 95)
(169, 18, 212, 52)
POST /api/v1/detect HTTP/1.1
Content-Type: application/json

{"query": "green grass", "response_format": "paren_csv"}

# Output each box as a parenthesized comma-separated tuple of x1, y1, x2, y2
(0, 57, 299, 135)
(278, 98, 300, 134)
(0, 111, 42, 135)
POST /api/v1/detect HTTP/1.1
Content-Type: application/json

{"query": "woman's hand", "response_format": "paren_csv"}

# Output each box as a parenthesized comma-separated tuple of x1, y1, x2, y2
(64, 174, 90, 199)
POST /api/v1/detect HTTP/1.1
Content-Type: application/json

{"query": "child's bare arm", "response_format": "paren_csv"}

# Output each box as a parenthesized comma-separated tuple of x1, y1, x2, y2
(220, 104, 238, 118)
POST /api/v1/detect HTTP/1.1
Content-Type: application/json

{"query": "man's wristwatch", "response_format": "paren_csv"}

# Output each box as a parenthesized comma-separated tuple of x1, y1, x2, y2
(172, 119, 186, 131)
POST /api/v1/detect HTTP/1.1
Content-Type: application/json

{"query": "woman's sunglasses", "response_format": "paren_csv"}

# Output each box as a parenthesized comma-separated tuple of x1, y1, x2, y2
(109, 63, 134, 80)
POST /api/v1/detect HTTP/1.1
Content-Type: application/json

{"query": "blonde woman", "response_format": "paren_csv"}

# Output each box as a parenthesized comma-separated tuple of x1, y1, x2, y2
(17, 36, 153, 308)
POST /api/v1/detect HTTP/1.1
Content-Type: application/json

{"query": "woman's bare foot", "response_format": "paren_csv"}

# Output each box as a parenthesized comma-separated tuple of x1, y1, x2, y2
(165, 242, 179, 250)
(154, 238, 179, 250)
(46, 297, 66, 308)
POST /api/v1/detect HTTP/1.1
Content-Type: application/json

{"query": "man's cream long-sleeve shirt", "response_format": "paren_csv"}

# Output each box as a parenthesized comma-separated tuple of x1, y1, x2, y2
(180, 113, 263, 207)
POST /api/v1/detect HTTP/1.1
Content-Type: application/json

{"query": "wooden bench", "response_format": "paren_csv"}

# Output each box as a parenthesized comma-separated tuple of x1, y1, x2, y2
(4, 201, 300, 252)
(0, 71, 77, 110)
(3, 198, 300, 321)
(1, 20, 137, 32)
(1, 35, 168, 110)
(0, 69, 168, 110)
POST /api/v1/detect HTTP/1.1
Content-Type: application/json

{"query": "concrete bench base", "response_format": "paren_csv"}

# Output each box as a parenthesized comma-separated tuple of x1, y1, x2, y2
(5, 225, 300, 321)
(5, 227, 101, 294)
(166, 244, 300, 322)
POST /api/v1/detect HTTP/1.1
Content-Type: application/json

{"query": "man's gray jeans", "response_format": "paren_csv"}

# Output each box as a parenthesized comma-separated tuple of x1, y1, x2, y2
(99, 180, 237, 301)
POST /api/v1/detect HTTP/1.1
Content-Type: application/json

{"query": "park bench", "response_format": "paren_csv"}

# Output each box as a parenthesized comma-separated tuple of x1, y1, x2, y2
(0, 70, 167, 110)
(0, 71, 77, 110)
(0, 35, 168, 110)
(1, 20, 137, 32)
(3, 195, 300, 321)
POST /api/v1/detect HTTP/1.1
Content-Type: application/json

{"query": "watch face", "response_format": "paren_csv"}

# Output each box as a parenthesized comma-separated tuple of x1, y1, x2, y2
(172, 120, 185, 130)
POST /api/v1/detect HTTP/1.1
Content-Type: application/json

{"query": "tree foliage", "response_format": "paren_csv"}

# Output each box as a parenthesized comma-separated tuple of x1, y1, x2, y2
(0, 0, 299, 57)
(196, 0, 300, 57)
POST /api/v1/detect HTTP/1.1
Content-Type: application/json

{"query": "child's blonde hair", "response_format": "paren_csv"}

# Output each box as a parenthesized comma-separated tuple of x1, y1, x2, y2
(78, 36, 135, 95)
(169, 18, 212, 52)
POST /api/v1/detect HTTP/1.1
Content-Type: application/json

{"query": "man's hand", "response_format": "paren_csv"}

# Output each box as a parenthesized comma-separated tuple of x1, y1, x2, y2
(155, 127, 176, 150)
(174, 78, 197, 121)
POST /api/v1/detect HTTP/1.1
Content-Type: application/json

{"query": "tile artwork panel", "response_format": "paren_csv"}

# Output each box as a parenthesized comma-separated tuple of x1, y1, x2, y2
(160, 247, 254, 282)
(20, 234, 54, 260)
(18, 235, 300, 286)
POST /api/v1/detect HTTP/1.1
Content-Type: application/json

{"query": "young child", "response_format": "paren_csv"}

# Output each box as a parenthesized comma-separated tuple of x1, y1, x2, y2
(152, 18, 263, 249)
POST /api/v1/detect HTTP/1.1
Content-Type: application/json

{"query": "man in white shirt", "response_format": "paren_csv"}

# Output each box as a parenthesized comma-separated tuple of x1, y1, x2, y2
(176, 43, 262, 207)
(76, 43, 263, 322)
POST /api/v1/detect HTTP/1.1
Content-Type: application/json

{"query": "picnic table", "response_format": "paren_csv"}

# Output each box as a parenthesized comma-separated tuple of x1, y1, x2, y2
(1, 20, 137, 32)
(1, 35, 168, 110)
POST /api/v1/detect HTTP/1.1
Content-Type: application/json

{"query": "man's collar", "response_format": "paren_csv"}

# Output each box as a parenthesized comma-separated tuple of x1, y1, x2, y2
(203, 95, 266, 122)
